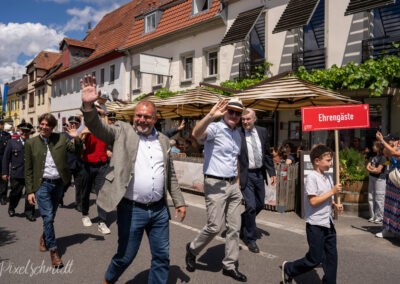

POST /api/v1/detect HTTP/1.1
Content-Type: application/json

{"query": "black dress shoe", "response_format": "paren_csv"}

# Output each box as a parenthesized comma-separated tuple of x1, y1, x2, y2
(26, 215, 37, 222)
(246, 241, 260, 253)
(222, 268, 247, 282)
(8, 209, 15, 217)
(185, 242, 196, 272)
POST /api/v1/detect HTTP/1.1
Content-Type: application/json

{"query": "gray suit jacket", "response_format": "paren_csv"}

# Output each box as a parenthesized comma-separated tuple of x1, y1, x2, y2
(82, 107, 186, 213)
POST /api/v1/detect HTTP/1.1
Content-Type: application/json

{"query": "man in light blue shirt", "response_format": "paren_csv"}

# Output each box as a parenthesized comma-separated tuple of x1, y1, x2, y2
(185, 97, 247, 282)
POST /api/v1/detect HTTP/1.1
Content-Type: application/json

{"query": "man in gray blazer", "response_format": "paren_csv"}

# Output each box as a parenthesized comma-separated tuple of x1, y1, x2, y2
(80, 75, 186, 284)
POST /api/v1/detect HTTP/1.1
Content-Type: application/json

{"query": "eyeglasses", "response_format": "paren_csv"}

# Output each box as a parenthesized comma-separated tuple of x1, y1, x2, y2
(227, 109, 242, 117)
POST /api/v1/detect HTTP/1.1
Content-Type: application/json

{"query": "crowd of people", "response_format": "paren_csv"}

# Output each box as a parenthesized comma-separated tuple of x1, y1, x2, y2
(1, 74, 399, 284)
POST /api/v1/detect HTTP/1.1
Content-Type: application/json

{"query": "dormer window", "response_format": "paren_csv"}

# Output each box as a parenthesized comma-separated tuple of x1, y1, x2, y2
(193, 0, 210, 15)
(145, 11, 161, 33)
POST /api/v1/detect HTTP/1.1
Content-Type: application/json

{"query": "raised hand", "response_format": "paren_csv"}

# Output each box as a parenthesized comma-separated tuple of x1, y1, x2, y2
(80, 75, 98, 104)
(209, 98, 228, 119)
(66, 123, 79, 138)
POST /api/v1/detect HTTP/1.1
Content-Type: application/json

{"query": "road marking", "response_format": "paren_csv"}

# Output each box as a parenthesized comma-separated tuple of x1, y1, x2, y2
(170, 220, 277, 259)
(182, 200, 306, 236)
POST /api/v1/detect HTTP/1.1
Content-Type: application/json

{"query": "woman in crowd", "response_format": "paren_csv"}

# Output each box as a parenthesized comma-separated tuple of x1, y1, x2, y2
(366, 140, 387, 224)
(375, 132, 400, 238)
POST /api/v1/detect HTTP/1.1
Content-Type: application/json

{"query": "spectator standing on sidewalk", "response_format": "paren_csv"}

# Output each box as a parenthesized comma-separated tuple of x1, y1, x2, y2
(26, 113, 82, 269)
(366, 140, 387, 224)
(238, 108, 276, 253)
(185, 98, 247, 282)
(2, 122, 36, 221)
(281, 144, 343, 284)
(375, 132, 400, 238)
(80, 75, 186, 284)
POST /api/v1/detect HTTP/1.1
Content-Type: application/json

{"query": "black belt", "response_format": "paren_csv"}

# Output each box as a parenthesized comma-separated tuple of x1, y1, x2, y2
(122, 198, 165, 209)
(248, 168, 262, 173)
(204, 174, 237, 182)
(42, 178, 62, 184)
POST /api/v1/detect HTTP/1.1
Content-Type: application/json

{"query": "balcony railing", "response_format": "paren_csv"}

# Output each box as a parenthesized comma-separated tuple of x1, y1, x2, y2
(239, 59, 266, 80)
(292, 48, 326, 72)
(362, 35, 400, 62)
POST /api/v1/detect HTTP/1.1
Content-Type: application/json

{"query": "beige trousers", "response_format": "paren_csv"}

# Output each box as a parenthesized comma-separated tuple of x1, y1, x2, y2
(190, 176, 243, 270)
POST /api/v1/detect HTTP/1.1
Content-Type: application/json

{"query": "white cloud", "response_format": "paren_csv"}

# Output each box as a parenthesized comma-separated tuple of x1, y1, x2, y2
(0, 22, 64, 86)
(0, 0, 129, 89)
(62, 4, 121, 34)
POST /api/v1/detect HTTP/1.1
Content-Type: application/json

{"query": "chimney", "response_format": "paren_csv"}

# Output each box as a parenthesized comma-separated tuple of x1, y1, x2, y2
(86, 22, 92, 36)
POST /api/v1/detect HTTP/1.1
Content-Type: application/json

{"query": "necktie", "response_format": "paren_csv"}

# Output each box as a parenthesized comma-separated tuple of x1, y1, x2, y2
(250, 132, 262, 168)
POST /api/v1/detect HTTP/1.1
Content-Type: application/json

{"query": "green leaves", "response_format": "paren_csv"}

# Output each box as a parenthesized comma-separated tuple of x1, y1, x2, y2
(295, 55, 400, 96)
(339, 148, 369, 181)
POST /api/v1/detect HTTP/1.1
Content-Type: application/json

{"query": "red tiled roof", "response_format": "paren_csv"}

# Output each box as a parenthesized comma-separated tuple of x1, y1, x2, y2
(61, 38, 96, 50)
(122, 0, 221, 49)
(28, 51, 61, 70)
(7, 76, 28, 95)
(52, 0, 221, 78)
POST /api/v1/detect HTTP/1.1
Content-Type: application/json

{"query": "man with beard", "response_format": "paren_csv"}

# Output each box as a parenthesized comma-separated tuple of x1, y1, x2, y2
(80, 75, 186, 284)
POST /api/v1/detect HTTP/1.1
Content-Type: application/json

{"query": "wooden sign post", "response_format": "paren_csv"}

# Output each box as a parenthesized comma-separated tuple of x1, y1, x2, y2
(301, 104, 370, 214)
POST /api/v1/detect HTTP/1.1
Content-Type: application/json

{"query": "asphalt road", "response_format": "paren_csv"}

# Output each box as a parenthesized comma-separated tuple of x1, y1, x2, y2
(1, 187, 399, 284)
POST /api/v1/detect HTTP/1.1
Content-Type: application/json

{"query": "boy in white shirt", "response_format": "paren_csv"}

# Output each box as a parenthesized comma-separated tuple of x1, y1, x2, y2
(281, 144, 343, 284)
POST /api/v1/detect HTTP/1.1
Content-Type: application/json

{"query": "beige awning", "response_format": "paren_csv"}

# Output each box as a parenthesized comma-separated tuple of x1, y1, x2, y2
(107, 73, 359, 119)
(235, 74, 360, 111)
(107, 87, 227, 119)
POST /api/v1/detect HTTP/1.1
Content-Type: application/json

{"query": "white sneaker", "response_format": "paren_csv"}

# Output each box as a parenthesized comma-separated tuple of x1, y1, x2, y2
(82, 216, 92, 227)
(98, 222, 111, 235)
(368, 218, 375, 223)
(376, 229, 394, 238)
(374, 219, 383, 224)
(281, 261, 292, 283)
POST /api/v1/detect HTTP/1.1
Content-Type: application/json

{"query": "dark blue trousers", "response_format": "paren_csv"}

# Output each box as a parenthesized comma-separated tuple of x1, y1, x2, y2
(241, 169, 265, 243)
(285, 221, 338, 284)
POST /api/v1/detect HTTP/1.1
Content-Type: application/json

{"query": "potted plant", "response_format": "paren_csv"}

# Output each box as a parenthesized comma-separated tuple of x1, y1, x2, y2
(339, 148, 369, 216)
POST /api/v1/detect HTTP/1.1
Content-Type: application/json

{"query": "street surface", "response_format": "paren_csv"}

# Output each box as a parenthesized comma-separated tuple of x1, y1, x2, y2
(0, 187, 399, 283)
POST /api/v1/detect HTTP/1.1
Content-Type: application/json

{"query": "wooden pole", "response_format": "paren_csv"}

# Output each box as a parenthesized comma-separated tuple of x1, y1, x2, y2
(334, 130, 340, 220)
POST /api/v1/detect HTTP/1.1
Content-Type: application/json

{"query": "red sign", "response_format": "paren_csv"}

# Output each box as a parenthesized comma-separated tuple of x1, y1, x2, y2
(302, 104, 370, 131)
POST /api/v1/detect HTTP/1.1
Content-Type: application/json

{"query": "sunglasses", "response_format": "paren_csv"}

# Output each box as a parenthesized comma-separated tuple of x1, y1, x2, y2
(227, 109, 242, 117)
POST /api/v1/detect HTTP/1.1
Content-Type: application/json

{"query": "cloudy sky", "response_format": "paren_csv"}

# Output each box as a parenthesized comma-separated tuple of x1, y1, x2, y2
(0, 0, 131, 91)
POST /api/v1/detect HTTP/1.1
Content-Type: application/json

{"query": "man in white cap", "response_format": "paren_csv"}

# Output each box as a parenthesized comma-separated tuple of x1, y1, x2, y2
(186, 97, 247, 282)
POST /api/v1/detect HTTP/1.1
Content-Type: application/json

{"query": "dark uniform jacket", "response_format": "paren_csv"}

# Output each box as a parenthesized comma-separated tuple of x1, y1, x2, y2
(2, 138, 25, 179)
(0, 130, 11, 171)
(25, 133, 82, 194)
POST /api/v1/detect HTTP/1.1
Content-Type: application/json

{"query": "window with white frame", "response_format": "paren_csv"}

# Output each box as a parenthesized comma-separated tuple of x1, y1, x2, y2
(41, 88, 45, 105)
(193, 0, 210, 14)
(183, 56, 193, 81)
(37, 89, 41, 105)
(134, 68, 142, 89)
(145, 12, 157, 33)
(100, 68, 105, 85)
(207, 51, 218, 76)
(156, 75, 163, 86)
(110, 65, 115, 83)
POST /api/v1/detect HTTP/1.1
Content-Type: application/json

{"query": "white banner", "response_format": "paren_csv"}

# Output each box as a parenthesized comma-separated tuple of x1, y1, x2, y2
(140, 53, 171, 76)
